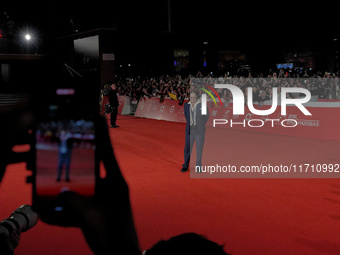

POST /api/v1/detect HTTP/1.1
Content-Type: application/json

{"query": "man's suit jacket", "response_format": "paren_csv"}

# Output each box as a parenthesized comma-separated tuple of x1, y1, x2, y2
(184, 102, 209, 135)
(108, 89, 119, 107)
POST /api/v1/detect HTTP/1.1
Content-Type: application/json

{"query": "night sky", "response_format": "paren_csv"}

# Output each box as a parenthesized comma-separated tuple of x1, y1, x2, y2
(3, 1, 339, 72)
(5, 1, 338, 41)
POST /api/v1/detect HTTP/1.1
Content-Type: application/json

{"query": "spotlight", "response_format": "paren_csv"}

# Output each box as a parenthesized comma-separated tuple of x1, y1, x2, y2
(25, 34, 31, 41)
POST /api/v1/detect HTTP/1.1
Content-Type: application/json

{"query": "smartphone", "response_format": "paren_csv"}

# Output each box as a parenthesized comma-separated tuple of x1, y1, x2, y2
(32, 79, 99, 224)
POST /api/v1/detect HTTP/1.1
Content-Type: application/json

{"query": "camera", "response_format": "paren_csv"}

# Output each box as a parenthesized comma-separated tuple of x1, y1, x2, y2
(104, 104, 113, 114)
(0, 205, 39, 236)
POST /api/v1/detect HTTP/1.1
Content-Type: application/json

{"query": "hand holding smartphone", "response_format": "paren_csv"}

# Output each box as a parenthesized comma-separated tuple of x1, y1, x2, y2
(33, 79, 99, 225)
(31, 77, 140, 254)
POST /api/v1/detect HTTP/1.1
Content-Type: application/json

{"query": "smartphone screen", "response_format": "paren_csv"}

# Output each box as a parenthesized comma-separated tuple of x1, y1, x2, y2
(35, 87, 96, 200)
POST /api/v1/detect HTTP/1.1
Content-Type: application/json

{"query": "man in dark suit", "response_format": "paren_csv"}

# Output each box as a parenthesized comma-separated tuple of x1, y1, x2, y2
(108, 83, 120, 128)
(57, 130, 74, 182)
(181, 91, 209, 172)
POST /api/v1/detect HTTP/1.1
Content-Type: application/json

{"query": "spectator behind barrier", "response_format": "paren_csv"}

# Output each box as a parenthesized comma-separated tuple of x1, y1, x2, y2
(111, 70, 340, 105)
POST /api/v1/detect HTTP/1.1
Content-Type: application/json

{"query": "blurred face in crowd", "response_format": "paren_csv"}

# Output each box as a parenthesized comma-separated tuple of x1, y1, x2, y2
(190, 92, 197, 105)
(111, 84, 117, 90)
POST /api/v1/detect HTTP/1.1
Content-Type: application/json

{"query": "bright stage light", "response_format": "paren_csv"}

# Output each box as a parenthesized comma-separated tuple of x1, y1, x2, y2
(25, 34, 31, 41)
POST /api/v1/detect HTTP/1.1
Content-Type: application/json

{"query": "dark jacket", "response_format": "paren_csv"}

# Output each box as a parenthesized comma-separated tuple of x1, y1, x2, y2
(108, 89, 119, 107)
(184, 101, 209, 135)
(57, 137, 74, 153)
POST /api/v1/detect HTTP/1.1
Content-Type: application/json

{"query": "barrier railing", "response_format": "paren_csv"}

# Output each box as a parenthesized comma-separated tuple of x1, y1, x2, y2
(134, 97, 340, 140)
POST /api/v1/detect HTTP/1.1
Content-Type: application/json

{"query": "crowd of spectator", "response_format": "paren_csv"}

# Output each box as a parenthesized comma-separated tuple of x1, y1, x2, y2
(110, 70, 340, 107)
(115, 74, 190, 103)
(36, 119, 95, 144)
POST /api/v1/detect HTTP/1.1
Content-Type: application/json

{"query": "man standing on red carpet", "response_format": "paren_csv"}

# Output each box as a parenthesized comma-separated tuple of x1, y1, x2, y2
(181, 90, 209, 172)
(108, 83, 120, 128)
(57, 129, 73, 182)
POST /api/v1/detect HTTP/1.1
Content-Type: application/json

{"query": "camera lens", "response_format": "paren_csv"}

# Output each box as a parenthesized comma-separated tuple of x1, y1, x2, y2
(0, 205, 39, 236)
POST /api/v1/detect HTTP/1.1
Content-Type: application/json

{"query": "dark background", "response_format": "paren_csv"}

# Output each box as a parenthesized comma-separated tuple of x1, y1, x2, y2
(2, 1, 339, 77)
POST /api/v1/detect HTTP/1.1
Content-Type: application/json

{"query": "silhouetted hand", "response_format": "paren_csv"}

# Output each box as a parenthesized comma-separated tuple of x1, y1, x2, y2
(0, 230, 21, 255)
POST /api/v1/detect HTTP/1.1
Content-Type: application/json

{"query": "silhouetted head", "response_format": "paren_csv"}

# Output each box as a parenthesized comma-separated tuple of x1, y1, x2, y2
(144, 233, 229, 255)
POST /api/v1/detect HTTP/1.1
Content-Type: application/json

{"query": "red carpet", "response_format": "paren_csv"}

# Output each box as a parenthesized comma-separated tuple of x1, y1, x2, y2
(1, 115, 340, 254)
(36, 147, 95, 196)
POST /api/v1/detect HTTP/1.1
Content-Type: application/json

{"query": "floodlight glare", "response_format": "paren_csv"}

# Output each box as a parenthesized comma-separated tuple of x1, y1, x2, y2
(25, 34, 31, 41)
